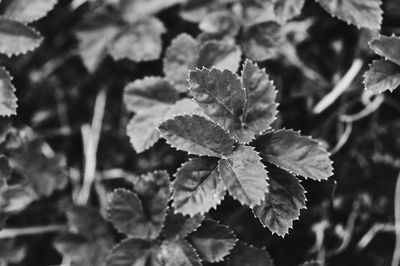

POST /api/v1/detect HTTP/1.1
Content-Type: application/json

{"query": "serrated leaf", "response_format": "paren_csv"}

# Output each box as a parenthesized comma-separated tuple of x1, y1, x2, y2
(218, 146, 269, 207)
(253, 170, 306, 236)
(314, 0, 382, 29)
(369, 35, 400, 66)
(199, 10, 240, 36)
(364, 59, 400, 93)
(228, 242, 275, 266)
(162, 210, 204, 238)
(119, 0, 183, 22)
(197, 41, 242, 73)
(0, 67, 17, 117)
(172, 157, 226, 216)
(108, 17, 165, 62)
(159, 114, 234, 157)
(256, 129, 333, 180)
(0, 18, 42, 56)
(159, 239, 201, 266)
(2, 0, 57, 23)
(190, 220, 237, 263)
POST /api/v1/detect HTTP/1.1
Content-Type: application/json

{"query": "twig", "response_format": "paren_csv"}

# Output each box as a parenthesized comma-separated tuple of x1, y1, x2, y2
(340, 95, 384, 123)
(357, 223, 395, 250)
(313, 58, 364, 114)
(0, 225, 66, 239)
(330, 122, 352, 155)
(392, 170, 400, 266)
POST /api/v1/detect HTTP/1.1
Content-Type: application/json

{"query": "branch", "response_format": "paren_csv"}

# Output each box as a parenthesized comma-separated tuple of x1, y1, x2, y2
(0, 225, 66, 239)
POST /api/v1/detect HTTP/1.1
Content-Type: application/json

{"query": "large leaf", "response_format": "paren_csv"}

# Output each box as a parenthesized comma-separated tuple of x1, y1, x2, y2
(253, 170, 306, 236)
(256, 129, 333, 180)
(314, 0, 382, 29)
(0, 67, 17, 117)
(159, 114, 234, 157)
(190, 220, 237, 263)
(1, 0, 57, 23)
(364, 59, 400, 93)
(108, 17, 165, 62)
(172, 157, 226, 216)
(228, 242, 275, 266)
(119, 0, 183, 22)
(369, 35, 400, 66)
(0, 18, 42, 56)
(218, 146, 269, 207)
(197, 41, 242, 73)
(159, 239, 201, 266)
(162, 210, 204, 238)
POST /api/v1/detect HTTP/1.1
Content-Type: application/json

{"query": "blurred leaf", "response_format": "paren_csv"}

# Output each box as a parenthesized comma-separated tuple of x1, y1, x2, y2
(180, 0, 221, 23)
(299, 261, 322, 266)
(267, 0, 305, 24)
(197, 41, 242, 73)
(119, 0, 184, 22)
(0, 155, 11, 190)
(369, 35, 400, 65)
(0, 185, 37, 213)
(1, 0, 57, 23)
(159, 239, 201, 266)
(162, 210, 204, 238)
(0, 239, 26, 265)
(364, 59, 400, 93)
(0, 67, 17, 117)
(228, 242, 274, 266)
(199, 10, 240, 36)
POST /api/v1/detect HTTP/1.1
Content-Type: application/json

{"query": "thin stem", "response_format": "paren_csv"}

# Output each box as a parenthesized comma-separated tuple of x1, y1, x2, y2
(0, 225, 66, 239)
(392, 170, 400, 266)
(357, 223, 395, 250)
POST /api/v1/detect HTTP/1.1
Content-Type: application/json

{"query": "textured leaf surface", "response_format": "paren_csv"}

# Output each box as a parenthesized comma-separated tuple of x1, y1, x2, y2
(369, 35, 400, 66)
(218, 146, 269, 207)
(253, 170, 306, 236)
(108, 17, 165, 62)
(256, 130, 333, 180)
(364, 59, 400, 93)
(0, 67, 17, 116)
(197, 41, 242, 73)
(172, 157, 226, 216)
(0, 19, 42, 56)
(119, 0, 183, 22)
(315, 0, 382, 29)
(2, 0, 57, 23)
(159, 114, 234, 157)
(162, 210, 204, 238)
(159, 239, 201, 266)
(228, 242, 275, 266)
(190, 220, 237, 262)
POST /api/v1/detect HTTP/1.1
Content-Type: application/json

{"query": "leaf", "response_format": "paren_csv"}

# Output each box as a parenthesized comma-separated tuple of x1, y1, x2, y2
(180, 0, 221, 23)
(163, 34, 199, 93)
(0, 185, 37, 213)
(369, 35, 400, 66)
(172, 157, 226, 216)
(1, 0, 57, 23)
(256, 129, 333, 180)
(0, 67, 17, 117)
(190, 220, 237, 262)
(199, 10, 240, 36)
(0, 155, 11, 190)
(314, 0, 382, 29)
(165, 98, 204, 118)
(197, 41, 242, 73)
(299, 261, 323, 266)
(189, 68, 245, 138)
(159, 239, 201, 266)
(364, 59, 400, 93)
(228, 242, 275, 266)
(253, 170, 306, 236)
(108, 17, 166, 62)
(218, 146, 269, 207)
(268, 0, 305, 24)
(0, 18, 42, 56)
(159, 114, 234, 157)
(162, 210, 204, 238)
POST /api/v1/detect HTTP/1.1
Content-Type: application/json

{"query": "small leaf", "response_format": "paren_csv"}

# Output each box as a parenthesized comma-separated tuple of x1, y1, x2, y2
(199, 10, 240, 36)
(253, 170, 306, 236)
(108, 17, 165, 62)
(0, 67, 17, 117)
(314, 0, 382, 29)
(256, 129, 333, 180)
(0, 18, 42, 56)
(2, 0, 57, 23)
(190, 220, 237, 263)
(159, 239, 201, 266)
(162, 210, 204, 238)
(0, 185, 37, 213)
(197, 41, 242, 73)
(228, 242, 275, 266)
(364, 59, 400, 93)
(269, 0, 305, 24)
(369, 35, 400, 66)
(119, 0, 183, 23)
(159, 114, 234, 157)
(172, 157, 226, 216)
(218, 146, 269, 207)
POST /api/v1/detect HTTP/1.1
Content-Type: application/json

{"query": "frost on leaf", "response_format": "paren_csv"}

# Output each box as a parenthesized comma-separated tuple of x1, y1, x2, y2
(314, 0, 382, 29)
(369, 35, 400, 66)
(172, 157, 226, 216)
(159, 114, 234, 157)
(364, 59, 400, 93)
(162, 210, 204, 238)
(0, 18, 42, 57)
(218, 146, 269, 207)
(159, 239, 201, 266)
(253, 170, 306, 236)
(108, 17, 165, 62)
(0, 67, 17, 117)
(256, 129, 333, 180)
(190, 220, 237, 263)
(197, 41, 242, 73)
(2, 0, 57, 23)
(119, 0, 183, 23)
(228, 242, 275, 266)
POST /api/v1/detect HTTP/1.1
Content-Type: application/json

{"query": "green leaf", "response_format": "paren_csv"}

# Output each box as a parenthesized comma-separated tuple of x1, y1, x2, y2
(256, 129, 333, 180)
(108, 17, 165, 62)
(172, 157, 226, 216)
(314, 0, 382, 29)
(364, 59, 400, 93)
(0, 18, 42, 56)
(369, 35, 400, 66)
(162, 210, 204, 238)
(197, 41, 242, 73)
(2, 0, 57, 23)
(218, 146, 269, 207)
(253, 170, 306, 236)
(0, 67, 17, 117)
(159, 239, 201, 266)
(228, 242, 275, 266)
(159, 114, 234, 157)
(199, 10, 240, 36)
(119, 0, 183, 23)
(190, 220, 237, 263)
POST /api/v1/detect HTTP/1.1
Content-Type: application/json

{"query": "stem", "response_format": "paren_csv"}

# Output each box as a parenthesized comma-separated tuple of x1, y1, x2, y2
(0, 225, 66, 239)
(392, 170, 400, 266)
